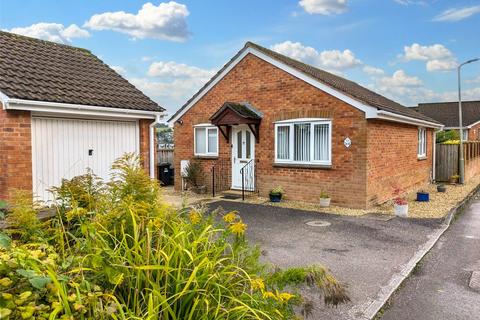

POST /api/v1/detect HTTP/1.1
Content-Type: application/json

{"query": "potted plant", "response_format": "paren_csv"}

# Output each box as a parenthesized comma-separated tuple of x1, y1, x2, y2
(393, 188, 408, 217)
(437, 184, 446, 192)
(269, 186, 284, 202)
(416, 190, 429, 202)
(184, 161, 206, 194)
(319, 190, 331, 207)
(449, 174, 460, 185)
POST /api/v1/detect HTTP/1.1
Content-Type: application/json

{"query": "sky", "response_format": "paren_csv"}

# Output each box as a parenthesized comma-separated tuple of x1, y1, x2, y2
(1, 0, 480, 117)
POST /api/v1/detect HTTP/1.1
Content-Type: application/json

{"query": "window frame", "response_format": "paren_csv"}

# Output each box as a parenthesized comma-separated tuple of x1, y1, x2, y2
(274, 118, 332, 166)
(417, 127, 427, 158)
(194, 124, 218, 157)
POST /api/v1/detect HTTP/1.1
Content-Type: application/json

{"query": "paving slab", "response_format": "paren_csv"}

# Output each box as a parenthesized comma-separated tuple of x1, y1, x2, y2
(207, 201, 442, 320)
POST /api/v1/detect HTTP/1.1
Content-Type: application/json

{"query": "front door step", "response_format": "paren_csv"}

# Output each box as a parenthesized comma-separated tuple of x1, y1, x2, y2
(221, 189, 256, 200)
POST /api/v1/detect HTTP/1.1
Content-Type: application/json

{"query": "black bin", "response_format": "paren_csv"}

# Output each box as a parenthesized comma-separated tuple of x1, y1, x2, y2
(157, 163, 173, 186)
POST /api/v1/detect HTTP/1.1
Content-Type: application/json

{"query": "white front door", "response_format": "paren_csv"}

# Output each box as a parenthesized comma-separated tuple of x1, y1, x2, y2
(231, 125, 255, 190)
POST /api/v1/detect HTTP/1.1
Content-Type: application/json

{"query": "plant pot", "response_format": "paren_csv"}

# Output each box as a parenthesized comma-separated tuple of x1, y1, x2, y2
(416, 192, 429, 202)
(319, 198, 331, 207)
(191, 185, 206, 194)
(394, 203, 408, 217)
(449, 178, 458, 185)
(437, 185, 446, 192)
(269, 193, 282, 202)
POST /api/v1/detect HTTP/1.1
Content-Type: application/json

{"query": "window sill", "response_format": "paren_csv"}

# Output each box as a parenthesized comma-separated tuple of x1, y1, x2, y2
(273, 163, 332, 169)
(194, 155, 219, 160)
(417, 156, 427, 161)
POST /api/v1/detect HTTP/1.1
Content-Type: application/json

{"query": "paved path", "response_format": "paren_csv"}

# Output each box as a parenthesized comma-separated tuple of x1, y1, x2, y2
(381, 199, 480, 320)
(207, 201, 442, 320)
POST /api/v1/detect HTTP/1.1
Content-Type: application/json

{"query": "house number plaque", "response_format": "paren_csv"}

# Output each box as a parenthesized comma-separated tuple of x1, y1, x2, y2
(344, 137, 351, 148)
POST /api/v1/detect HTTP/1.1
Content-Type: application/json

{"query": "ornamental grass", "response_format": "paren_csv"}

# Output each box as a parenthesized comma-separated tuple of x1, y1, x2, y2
(0, 154, 348, 319)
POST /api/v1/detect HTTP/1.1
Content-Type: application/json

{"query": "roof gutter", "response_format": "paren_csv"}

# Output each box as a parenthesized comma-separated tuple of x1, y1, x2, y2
(6, 98, 163, 119)
(376, 110, 443, 129)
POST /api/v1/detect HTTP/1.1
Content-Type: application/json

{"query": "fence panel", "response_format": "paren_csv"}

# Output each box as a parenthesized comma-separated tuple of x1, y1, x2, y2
(435, 144, 458, 182)
(157, 148, 174, 164)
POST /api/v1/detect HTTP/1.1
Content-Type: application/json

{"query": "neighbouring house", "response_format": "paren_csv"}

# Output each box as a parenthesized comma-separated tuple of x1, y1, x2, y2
(415, 101, 480, 141)
(169, 42, 442, 208)
(0, 31, 164, 202)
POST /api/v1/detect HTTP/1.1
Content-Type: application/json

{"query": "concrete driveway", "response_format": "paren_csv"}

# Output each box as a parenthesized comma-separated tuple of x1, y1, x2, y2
(207, 200, 443, 320)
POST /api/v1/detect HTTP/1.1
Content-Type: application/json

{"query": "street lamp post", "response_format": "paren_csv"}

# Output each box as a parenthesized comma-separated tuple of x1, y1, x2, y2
(458, 58, 480, 184)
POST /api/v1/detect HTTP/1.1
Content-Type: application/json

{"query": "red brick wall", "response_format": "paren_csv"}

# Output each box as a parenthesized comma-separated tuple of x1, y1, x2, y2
(139, 119, 155, 176)
(0, 109, 32, 200)
(468, 123, 480, 140)
(366, 120, 433, 205)
(173, 53, 369, 208)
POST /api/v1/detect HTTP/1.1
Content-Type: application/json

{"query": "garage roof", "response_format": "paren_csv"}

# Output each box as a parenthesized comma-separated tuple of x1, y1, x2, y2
(0, 31, 163, 112)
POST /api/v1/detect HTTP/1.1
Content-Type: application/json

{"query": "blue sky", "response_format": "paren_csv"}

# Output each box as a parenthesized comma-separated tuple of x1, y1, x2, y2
(1, 0, 479, 116)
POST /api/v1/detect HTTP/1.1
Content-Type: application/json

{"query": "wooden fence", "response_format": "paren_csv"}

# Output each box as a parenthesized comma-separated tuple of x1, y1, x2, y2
(157, 148, 174, 164)
(435, 142, 480, 182)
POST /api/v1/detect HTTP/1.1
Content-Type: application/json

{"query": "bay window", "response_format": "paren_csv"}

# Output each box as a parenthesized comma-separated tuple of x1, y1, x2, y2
(275, 119, 332, 165)
(417, 127, 426, 158)
(194, 125, 218, 156)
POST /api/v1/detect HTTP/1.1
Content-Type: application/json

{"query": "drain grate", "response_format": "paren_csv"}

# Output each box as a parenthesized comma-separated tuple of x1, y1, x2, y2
(305, 220, 331, 227)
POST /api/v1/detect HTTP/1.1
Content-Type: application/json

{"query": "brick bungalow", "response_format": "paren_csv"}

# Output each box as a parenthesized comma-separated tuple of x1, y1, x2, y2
(0, 31, 164, 202)
(169, 42, 442, 208)
(416, 101, 480, 141)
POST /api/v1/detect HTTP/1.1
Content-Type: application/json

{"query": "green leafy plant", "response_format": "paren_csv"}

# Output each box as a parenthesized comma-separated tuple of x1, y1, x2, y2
(4, 190, 43, 241)
(0, 154, 349, 319)
(436, 130, 459, 143)
(320, 190, 330, 199)
(183, 160, 205, 188)
(269, 186, 284, 196)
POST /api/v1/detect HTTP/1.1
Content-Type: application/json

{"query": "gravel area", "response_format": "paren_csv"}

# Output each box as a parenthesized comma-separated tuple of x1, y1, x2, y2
(238, 176, 480, 219)
(161, 177, 480, 219)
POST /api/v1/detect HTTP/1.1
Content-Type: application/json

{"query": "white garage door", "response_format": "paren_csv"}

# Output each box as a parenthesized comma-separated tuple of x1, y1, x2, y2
(32, 117, 139, 202)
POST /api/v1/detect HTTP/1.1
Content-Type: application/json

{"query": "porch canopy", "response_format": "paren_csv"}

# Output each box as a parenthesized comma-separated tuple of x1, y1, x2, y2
(209, 102, 262, 143)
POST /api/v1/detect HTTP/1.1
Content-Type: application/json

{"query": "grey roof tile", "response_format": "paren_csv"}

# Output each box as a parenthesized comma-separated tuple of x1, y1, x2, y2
(0, 31, 163, 112)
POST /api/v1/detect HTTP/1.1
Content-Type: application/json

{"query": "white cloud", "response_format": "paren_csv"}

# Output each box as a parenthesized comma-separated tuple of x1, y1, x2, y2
(110, 65, 126, 74)
(377, 70, 423, 88)
(129, 61, 215, 114)
(466, 75, 480, 85)
(270, 41, 361, 72)
(400, 43, 457, 71)
(394, 0, 431, 5)
(363, 65, 385, 76)
(7, 23, 90, 44)
(299, 0, 348, 15)
(84, 1, 190, 41)
(433, 5, 480, 22)
(148, 61, 214, 79)
(365, 68, 480, 106)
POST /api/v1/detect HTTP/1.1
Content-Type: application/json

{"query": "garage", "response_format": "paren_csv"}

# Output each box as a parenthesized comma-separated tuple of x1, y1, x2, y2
(31, 117, 140, 201)
(0, 31, 164, 202)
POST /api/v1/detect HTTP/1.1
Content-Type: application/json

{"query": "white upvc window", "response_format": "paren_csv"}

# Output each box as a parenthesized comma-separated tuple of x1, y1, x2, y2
(274, 118, 332, 165)
(417, 127, 426, 158)
(194, 124, 218, 156)
(462, 129, 468, 141)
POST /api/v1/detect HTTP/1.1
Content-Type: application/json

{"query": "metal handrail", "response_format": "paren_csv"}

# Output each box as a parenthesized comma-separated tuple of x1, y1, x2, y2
(240, 159, 255, 201)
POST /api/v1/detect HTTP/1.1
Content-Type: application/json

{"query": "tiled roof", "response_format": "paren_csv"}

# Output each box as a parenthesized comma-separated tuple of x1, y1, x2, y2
(210, 102, 263, 121)
(0, 31, 163, 112)
(416, 101, 480, 127)
(169, 42, 438, 124)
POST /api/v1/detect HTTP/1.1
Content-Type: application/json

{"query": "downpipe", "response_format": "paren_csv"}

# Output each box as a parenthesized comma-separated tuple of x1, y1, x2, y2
(149, 114, 162, 179)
